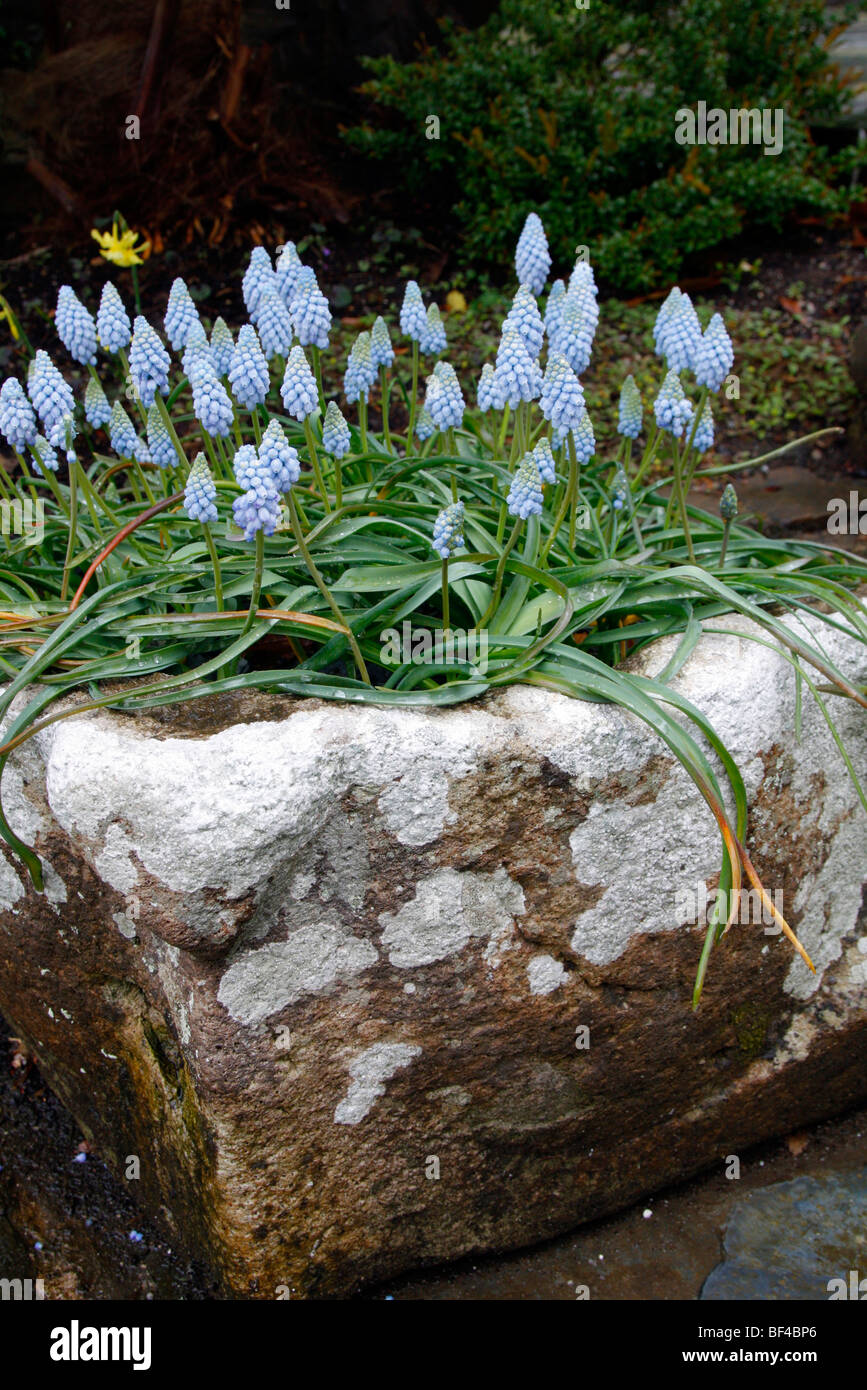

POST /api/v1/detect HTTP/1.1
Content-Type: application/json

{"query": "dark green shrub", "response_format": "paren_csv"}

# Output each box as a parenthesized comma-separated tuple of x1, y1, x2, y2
(344, 0, 862, 292)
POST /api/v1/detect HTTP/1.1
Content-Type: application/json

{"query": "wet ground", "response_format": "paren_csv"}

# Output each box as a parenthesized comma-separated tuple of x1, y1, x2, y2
(2, 1018, 865, 1301)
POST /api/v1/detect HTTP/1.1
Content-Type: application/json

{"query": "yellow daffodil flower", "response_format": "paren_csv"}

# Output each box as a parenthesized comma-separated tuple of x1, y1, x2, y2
(91, 220, 150, 267)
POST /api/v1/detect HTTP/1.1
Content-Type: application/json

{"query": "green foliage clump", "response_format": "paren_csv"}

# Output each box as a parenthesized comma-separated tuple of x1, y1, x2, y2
(344, 0, 861, 292)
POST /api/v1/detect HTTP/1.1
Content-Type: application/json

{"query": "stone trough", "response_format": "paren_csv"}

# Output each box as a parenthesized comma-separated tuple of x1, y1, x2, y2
(0, 608, 865, 1297)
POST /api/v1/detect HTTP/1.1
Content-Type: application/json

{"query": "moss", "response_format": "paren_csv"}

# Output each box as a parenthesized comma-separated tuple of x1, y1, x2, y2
(730, 1002, 770, 1058)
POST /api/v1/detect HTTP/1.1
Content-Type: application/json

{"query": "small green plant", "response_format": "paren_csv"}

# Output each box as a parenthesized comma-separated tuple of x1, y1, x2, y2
(344, 0, 863, 292)
(0, 212, 865, 1012)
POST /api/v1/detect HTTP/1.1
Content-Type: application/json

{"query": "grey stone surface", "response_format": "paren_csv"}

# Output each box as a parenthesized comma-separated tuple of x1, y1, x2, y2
(701, 1169, 867, 1299)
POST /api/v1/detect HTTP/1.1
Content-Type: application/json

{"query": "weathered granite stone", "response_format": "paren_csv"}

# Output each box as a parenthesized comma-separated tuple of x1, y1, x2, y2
(0, 608, 865, 1297)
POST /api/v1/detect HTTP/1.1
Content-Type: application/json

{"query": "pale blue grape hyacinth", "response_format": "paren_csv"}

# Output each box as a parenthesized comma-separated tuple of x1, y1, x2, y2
(210, 318, 234, 378)
(503, 285, 544, 359)
(56, 286, 97, 365)
(515, 212, 550, 296)
(191, 364, 234, 438)
(254, 288, 294, 361)
(129, 317, 170, 407)
(322, 400, 351, 458)
(425, 361, 464, 431)
(477, 362, 505, 413)
(573, 410, 596, 464)
(164, 278, 201, 352)
(146, 402, 178, 469)
(232, 443, 261, 490)
(432, 501, 465, 558)
(692, 398, 714, 453)
(181, 321, 213, 381)
(0, 378, 37, 450)
(618, 376, 643, 439)
(281, 345, 319, 421)
(539, 352, 585, 430)
(552, 290, 595, 376)
(494, 328, 542, 407)
(507, 452, 544, 519)
(611, 468, 629, 512)
(184, 453, 218, 525)
(419, 303, 447, 357)
(653, 287, 682, 352)
(415, 407, 436, 443)
(242, 247, 275, 317)
(659, 293, 702, 374)
(275, 242, 303, 305)
(259, 418, 300, 492)
(109, 400, 148, 462)
(534, 436, 557, 485)
(654, 369, 695, 437)
(28, 351, 76, 438)
(370, 316, 394, 369)
(84, 375, 111, 429)
(555, 411, 595, 462)
(399, 281, 426, 341)
(233, 484, 281, 541)
(568, 259, 597, 297)
(290, 272, 331, 350)
(344, 331, 377, 402)
(545, 279, 566, 340)
(693, 313, 734, 393)
(228, 324, 269, 410)
(31, 434, 58, 474)
(96, 282, 131, 353)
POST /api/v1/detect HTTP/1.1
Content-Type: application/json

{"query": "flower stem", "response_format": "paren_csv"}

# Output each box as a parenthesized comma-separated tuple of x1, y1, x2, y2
(239, 528, 265, 642)
(303, 417, 331, 512)
(407, 340, 420, 444)
(287, 492, 370, 684)
(311, 346, 325, 415)
(478, 519, 522, 631)
(719, 517, 732, 568)
(441, 557, 450, 632)
(380, 365, 392, 452)
(60, 462, 78, 602)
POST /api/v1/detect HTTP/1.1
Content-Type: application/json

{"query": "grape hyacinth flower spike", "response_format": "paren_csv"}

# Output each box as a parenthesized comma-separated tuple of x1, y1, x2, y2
(659, 293, 703, 375)
(432, 499, 465, 631)
(515, 212, 551, 296)
(618, 375, 643, 440)
(229, 324, 270, 414)
(56, 286, 97, 365)
(242, 246, 275, 318)
(419, 303, 447, 357)
(507, 452, 544, 519)
(0, 378, 38, 452)
(184, 451, 218, 525)
(164, 278, 201, 352)
(147, 401, 179, 470)
(719, 482, 738, 566)
(693, 313, 734, 393)
(96, 282, 131, 353)
(282, 345, 329, 509)
(254, 288, 294, 362)
(322, 400, 351, 459)
(109, 400, 149, 462)
(128, 316, 170, 408)
(84, 375, 112, 429)
(210, 318, 234, 378)
(258, 418, 301, 494)
(504, 284, 545, 360)
(400, 280, 427, 438)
